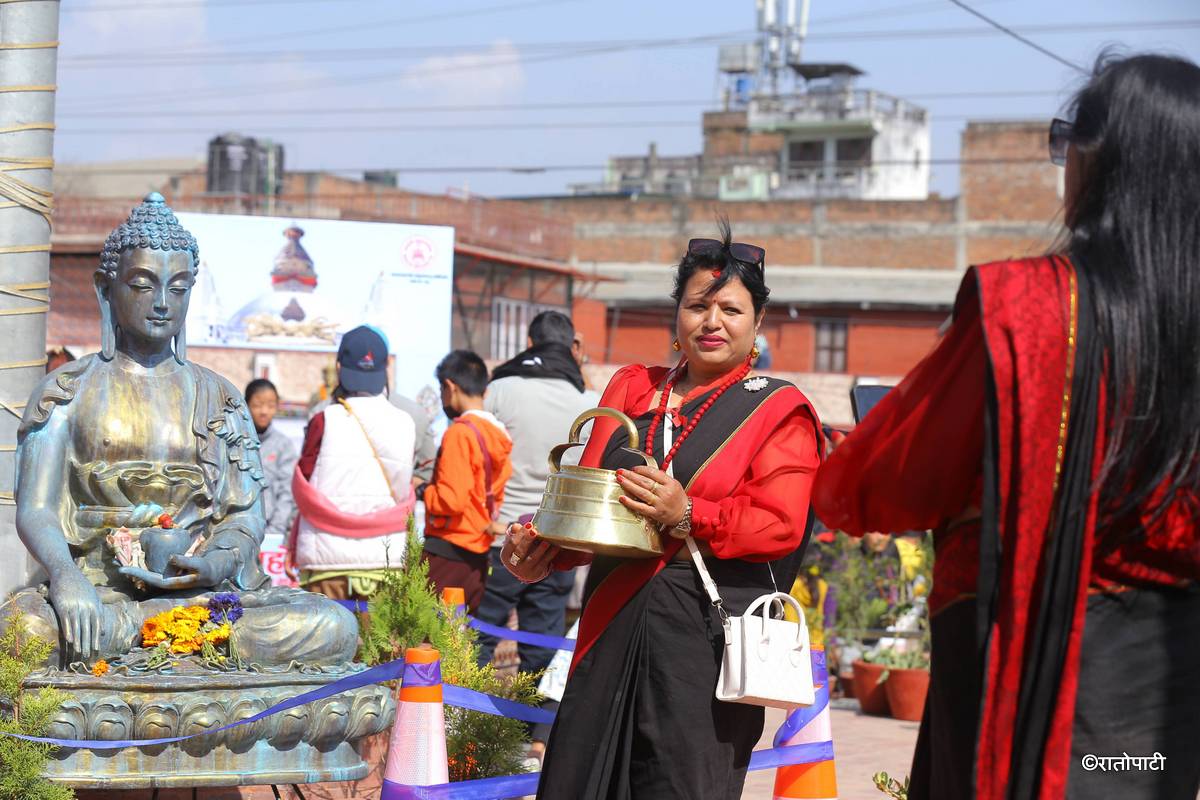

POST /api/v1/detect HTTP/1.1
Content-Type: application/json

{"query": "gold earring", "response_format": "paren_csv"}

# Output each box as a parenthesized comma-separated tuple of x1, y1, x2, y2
(672, 339, 681, 352)
(750, 345, 761, 363)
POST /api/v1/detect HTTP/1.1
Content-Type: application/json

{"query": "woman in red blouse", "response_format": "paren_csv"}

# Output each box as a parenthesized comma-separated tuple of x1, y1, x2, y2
(814, 54, 1200, 800)
(502, 224, 821, 800)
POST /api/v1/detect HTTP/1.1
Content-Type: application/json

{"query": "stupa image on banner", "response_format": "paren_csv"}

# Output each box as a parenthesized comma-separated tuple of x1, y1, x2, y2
(224, 225, 354, 345)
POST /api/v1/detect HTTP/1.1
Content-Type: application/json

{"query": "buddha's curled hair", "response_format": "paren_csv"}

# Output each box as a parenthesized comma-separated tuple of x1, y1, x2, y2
(99, 192, 199, 279)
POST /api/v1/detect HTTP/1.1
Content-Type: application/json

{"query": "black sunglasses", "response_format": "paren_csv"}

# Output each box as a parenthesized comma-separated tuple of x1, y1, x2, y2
(687, 238, 766, 271)
(1048, 117, 1074, 167)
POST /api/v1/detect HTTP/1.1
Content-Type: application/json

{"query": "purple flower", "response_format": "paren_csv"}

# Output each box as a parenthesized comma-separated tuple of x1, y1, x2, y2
(208, 592, 244, 624)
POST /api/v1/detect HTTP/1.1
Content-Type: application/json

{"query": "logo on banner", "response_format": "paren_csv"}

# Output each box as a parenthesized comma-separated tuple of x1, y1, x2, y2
(402, 237, 435, 270)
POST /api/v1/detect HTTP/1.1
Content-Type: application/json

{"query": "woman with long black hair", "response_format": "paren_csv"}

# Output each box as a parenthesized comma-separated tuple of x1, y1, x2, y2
(814, 53, 1200, 799)
(503, 224, 822, 799)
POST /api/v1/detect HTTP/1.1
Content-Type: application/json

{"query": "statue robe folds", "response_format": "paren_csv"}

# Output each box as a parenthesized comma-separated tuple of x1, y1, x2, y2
(8, 355, 358, 669)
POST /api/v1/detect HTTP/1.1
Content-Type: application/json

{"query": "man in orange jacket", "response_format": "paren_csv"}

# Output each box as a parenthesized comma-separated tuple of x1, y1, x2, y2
(417, 350, 513, 612)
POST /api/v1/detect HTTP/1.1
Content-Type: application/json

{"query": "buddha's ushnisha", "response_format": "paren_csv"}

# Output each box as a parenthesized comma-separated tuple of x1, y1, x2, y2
(6, 193, 356, 668)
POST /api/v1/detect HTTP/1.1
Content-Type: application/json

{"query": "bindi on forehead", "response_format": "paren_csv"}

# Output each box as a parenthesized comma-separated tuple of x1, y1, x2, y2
(685, 273, 750, 303)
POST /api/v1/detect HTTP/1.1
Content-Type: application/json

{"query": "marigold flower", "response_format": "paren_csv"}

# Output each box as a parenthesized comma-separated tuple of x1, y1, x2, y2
(178, 605, 210, 623)
(204, 622, 232, 646)
(169, 638, 202, 655)
(91, 660, 110, 677)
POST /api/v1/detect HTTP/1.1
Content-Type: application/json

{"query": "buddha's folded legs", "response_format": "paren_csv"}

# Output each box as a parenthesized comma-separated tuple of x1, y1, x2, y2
(2, 586, 358, 668)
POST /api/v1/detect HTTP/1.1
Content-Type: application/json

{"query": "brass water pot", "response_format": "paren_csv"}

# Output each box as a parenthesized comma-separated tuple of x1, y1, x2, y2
(532, 407, 664, 558)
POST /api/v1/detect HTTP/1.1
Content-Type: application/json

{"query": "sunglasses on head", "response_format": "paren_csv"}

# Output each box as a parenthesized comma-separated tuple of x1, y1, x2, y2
(1048, 117, 1074, 167)
(687, 238, 766, 271)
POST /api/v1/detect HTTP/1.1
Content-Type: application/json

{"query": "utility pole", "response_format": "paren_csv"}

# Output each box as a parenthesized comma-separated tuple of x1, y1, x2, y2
(0, 0, 60, 598)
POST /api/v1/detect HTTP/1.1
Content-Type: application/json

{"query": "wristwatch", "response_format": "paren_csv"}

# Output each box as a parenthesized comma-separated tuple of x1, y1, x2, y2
(669, 497, 694, 539)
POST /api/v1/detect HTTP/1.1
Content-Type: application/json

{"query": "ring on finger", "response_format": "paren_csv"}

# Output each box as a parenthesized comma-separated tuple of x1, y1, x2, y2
(509, 552, 523, 567)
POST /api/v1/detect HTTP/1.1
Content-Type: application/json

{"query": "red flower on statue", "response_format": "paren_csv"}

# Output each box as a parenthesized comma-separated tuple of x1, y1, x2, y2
(158, 513, 174, 529)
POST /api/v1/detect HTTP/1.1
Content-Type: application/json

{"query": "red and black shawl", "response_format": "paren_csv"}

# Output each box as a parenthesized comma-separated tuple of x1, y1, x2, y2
(560, 363, 822, 673)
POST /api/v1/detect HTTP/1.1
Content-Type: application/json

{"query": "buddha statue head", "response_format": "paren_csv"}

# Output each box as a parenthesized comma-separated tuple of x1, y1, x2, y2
(96, 192, 200, 363)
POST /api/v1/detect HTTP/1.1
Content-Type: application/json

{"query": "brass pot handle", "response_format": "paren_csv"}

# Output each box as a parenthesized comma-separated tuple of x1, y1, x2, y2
(548, 407, 654, 473)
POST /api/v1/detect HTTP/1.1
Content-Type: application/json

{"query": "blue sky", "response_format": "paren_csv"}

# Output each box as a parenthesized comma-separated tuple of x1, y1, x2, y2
(54, 0, 1200, 198)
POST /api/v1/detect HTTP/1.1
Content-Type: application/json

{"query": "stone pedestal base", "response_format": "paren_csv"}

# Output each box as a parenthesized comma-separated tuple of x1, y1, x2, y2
(26, 666, 395, 789)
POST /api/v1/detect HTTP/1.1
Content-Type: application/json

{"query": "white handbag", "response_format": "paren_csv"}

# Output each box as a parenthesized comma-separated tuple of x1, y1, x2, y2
(659, 414, 815, 710)
(686, 535, 816, 710)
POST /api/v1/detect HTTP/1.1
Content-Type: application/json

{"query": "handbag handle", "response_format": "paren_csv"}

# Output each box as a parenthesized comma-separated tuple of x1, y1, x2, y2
(743, 591, 806, 622)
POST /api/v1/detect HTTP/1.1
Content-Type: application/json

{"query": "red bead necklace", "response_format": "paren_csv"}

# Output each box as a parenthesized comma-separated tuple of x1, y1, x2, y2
(645, 358, 752, 471)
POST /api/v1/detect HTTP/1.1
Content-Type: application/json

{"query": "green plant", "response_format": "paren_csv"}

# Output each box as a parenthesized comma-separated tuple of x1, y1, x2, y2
(864, 644, 930, 683)
(0, 613, 74, 800)
(873, 771, 909, 799)
(360, 523, 539, 782)
(822, 533, 894, 644)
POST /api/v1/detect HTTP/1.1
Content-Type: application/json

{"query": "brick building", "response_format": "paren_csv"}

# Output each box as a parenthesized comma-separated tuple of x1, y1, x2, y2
(519, 121, 1063, 386)
(45, 121, 1059, 422)
(46, 169, 604, 406)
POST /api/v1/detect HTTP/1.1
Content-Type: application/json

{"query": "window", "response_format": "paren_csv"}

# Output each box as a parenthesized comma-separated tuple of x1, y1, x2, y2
(787, 140, 824, 179)
(491, 298, 564, 361)
(814, 319, 848, 373)
(835, 137, 872, 165)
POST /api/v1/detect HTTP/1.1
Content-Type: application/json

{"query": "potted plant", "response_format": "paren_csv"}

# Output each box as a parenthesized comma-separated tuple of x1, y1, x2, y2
(851, 652, 891, 716)
(823, 532, 894, 713)
(873, 644, 930, 722)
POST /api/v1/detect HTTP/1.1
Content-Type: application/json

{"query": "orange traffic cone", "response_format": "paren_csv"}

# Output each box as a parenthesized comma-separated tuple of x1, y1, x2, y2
(441, 586, 466, 611)
(773, 646, 838, 800)
(380, 647, 449, 797)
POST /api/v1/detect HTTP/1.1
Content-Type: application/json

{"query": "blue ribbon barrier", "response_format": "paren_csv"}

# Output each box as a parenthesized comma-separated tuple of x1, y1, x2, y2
(381, 740, 836, 799)
(334, 599, 578, 652)
(442, 685, 555, 725)
(0, 654, 556, 748)
(463, 615, 576, 652)
(773, 648, 829, 748)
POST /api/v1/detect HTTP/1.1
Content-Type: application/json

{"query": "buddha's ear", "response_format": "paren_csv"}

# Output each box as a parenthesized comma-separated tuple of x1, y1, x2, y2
(173, 327, 187, 364)
(94, 271, 116, 361)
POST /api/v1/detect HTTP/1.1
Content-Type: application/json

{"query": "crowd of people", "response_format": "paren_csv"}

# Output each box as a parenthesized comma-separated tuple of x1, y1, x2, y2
(225, 51, 1199, 800)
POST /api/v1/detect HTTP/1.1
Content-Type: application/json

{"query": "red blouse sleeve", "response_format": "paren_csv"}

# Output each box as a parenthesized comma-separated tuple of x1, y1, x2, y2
(812, 299, 986, 536)
(688, 407, 821, 561)
(298, 411, 325, 480)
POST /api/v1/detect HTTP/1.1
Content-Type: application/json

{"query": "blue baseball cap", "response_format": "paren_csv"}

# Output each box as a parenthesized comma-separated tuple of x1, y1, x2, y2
(337, 325, 388, 395)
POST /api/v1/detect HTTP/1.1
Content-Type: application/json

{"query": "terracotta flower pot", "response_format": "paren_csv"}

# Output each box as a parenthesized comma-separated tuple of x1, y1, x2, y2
(884, 667, 930, 721)
(851, 660, 890, 716)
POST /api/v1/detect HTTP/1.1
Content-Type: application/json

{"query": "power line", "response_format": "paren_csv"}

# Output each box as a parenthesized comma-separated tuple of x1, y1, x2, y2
(57, 157, 1056, 175)
(54, 90, 1064, 119)
(61, 0, 963, 60)
(52, 113, 1046, 136)
(810, 0, 1013, 26)
(61, 16, 1182, 111)
(62, 0, 370, 11)
(64, 0, 583, 56)
(59, 19, 1196, 69)
(61, 30, 752, 110)
(946, 0, 1088, 74)
(56, 120, 705, 135)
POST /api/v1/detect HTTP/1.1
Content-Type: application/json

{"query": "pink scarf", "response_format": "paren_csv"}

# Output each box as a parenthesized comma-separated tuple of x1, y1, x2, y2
(290, 466, 416, 539)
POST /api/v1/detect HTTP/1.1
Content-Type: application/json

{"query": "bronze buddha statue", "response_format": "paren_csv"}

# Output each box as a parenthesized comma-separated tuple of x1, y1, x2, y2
(6, 193, 356, 669)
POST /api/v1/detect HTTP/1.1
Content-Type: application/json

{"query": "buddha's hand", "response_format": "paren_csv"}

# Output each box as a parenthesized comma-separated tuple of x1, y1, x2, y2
(119, 549, 239, 591)
(501, 523, 559, 584)
(48, 569, 105, 663)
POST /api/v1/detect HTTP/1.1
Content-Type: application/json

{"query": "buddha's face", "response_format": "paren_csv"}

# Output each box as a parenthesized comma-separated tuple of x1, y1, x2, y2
(107, 247, 194, 350)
